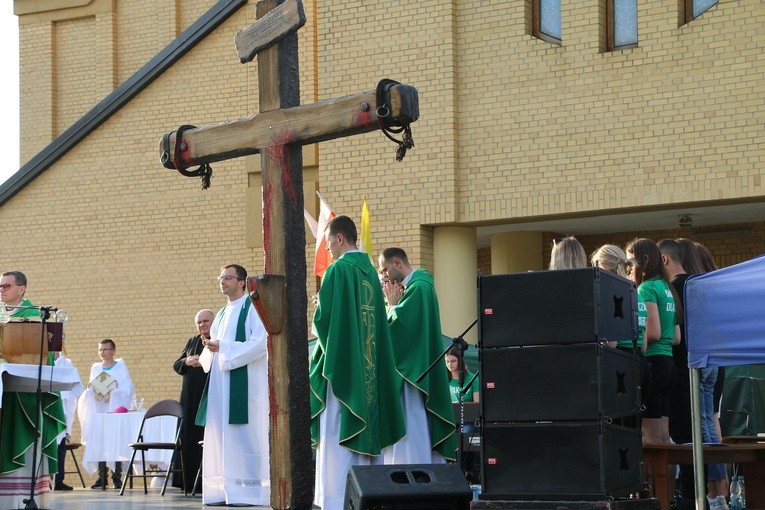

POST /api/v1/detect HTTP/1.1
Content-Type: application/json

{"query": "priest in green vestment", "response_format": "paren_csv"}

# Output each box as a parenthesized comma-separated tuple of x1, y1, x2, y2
(309, 215, 405, 510)
(0, 271, 66, 507)
(378, 247, 457, 463)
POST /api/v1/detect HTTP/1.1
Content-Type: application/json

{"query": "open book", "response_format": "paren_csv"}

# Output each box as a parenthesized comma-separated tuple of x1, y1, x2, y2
(89, 371, 118, 402)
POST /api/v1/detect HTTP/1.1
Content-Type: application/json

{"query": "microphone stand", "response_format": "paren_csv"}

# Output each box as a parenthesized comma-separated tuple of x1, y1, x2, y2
(415, 318, 477, 479)
(3, 304, 57, 510)
(455, 334, 480, 482)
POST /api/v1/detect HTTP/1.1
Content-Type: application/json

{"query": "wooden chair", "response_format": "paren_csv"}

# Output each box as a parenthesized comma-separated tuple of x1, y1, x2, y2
(64, 441, 86, 488)
(118, 399, 186, 496)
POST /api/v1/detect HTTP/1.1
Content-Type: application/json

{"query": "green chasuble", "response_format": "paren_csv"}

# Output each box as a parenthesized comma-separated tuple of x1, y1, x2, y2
(309, 251, 406, 456)
(11, 298, 39, 319)
(0, 392, 66, 474)
(388, 269, 457, 460)
(1, 301, 66, 474)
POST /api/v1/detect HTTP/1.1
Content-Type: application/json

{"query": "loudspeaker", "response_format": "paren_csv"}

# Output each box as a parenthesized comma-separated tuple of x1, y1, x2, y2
(478, 268, 637, 348)
(481, 421, 642, 500)
(481, 343, 639, 422)
(344, 464, 472, 510)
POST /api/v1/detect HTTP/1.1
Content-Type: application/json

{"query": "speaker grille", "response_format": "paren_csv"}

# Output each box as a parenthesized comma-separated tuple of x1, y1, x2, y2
(478, 268, 637, 348)
(481, 343, 640, 422)
(481, 422, 642, 500)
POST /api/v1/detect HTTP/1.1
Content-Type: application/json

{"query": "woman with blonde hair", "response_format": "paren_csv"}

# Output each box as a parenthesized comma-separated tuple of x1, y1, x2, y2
(549, 236, 587, 270)
(590, 244, 631, 278)
(592, 243, 651, 431)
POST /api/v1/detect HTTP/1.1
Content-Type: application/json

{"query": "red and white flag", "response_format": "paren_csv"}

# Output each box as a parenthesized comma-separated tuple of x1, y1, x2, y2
(313, 192, 336, 277)
(303, 208, 318, 239)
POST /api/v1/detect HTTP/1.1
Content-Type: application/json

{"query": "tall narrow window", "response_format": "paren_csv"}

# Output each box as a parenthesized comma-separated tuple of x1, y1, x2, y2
(686, 0, 717, 22)
(534, 0, 561, 43)
(608, 0, 637, 51)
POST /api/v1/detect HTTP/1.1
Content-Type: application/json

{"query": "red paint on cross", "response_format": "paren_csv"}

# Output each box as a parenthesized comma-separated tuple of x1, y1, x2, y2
(354, 109, 371, 129)
(279, 479, 288, 506)
(266, 130, 297, 204)
(262, 180, 274, 268)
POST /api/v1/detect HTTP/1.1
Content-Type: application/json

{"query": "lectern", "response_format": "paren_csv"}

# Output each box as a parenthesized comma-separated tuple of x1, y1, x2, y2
(0, 319, 79, 509)
(0, 321, 50, 364)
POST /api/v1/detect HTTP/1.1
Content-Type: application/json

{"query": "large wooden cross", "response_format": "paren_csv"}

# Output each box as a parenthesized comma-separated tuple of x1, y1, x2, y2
(159, 1, 418, 508)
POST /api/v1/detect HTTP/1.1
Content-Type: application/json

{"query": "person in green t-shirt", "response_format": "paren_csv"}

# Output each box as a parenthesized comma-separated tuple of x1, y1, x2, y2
(445, 346, 479, 403)
(625, 239, 682, 446)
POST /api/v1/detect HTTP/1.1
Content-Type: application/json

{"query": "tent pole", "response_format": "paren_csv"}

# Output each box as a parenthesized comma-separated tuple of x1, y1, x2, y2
(690, 367, 705, 510)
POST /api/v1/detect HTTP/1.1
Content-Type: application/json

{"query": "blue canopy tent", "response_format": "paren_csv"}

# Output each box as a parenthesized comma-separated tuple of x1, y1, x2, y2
(686, 254, 765, 369)
(684, 254, 765, 508)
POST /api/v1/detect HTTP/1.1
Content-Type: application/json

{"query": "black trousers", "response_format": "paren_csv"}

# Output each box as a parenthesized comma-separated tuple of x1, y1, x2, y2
(55, 438, 66, 486)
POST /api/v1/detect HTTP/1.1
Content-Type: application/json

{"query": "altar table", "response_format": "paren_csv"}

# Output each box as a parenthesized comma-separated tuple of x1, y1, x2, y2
(81, 411, 178, 474)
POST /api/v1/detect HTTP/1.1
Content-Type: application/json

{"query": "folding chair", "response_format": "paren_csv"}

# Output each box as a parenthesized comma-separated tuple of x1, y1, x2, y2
(119, 399, 186, 496)
(64, 441, 86, 488)
(191, 440, 203, 497)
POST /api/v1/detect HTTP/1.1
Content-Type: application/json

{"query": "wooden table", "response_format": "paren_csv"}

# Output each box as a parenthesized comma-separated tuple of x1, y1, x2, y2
(643, 443, 765, 510)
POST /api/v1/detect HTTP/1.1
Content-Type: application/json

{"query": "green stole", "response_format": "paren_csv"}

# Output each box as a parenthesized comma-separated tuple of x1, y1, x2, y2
(195, 297, 251, 426)
(11, 298, 40, 319)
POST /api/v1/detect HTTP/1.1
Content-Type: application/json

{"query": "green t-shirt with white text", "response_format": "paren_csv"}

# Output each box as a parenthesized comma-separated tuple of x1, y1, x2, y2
(639, 278, 677, 357)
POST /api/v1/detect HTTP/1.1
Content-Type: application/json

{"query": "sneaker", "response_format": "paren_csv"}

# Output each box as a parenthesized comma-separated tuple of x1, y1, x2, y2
(90, 479, 104, 489)
(55, 482, 74, 491)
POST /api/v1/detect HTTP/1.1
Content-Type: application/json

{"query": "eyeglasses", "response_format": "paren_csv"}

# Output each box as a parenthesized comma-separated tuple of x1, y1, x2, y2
(0, 284, 16, 290)
(218, 274, 242, 282)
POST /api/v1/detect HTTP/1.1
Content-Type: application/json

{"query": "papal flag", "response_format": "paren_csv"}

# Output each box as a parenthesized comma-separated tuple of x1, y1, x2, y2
(359, 195, 373, 259)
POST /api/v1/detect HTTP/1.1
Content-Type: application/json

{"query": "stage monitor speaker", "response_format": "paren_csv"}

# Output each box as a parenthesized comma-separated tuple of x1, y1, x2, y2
(481, 343, 639, 422)
(481, 421, 642, 500)
(344, 463, 472, 510)
(478, 267, 637, 348)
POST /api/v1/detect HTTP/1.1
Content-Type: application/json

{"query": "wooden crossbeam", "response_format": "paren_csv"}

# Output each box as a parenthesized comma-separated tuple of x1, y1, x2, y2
(160, 84, 418, 169)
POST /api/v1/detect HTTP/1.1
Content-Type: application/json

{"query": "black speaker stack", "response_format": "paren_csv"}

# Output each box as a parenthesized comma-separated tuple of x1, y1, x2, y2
(478, 267, 644, 502)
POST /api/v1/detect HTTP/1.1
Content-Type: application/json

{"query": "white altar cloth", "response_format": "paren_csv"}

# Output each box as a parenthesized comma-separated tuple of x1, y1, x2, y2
(0, 363, 83, 403)
(81, 411, 178, 474)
